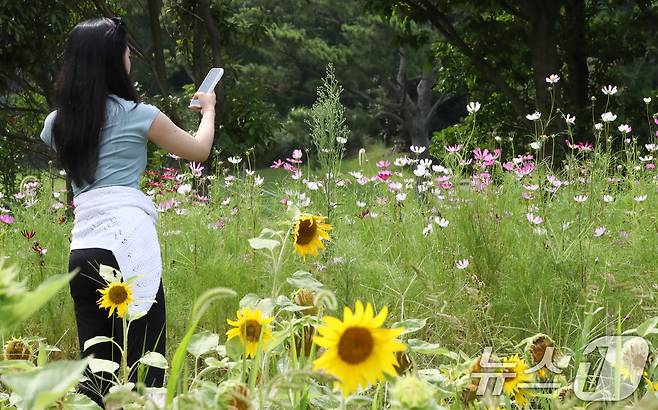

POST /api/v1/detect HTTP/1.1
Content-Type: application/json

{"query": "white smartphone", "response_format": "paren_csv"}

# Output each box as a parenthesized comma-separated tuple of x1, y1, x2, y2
(190, 67, 224, 108)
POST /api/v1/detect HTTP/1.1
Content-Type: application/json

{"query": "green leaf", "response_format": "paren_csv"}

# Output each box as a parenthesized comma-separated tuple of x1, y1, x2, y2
(61, 393, 103, 410)
(636, 317, 658, 337)
(88, 358, 119, 374)
(187, 331, 219, 358)
(407, 339, 459, 360)
(1, 358, 90, 410)
(391, 318, 427, 336)
(0, 271, 76, 336)
(248, 237, 280, 251)
(139, 352, 168, 369)
(83, 336, 115, 352)
(287, 271, 324, 291)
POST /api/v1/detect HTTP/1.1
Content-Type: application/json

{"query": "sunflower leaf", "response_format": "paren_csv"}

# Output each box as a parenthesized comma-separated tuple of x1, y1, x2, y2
(83, 336, 115, 352)
(287, 271, 324, 291)
(391, 318, 426, 335)
(407, 339, 459, 359)
(88, 358, 119, 374)
(1, 358, 90, 410)
(139, 352, 168, 369)
(248, 237, 280, 251)
(187, 331, 219, 358)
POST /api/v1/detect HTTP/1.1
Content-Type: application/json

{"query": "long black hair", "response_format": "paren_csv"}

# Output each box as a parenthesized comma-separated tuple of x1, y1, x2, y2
(52, 17, 139, 187)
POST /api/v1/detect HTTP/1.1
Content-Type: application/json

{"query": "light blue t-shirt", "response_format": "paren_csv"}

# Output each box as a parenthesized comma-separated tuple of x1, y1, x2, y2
(41, 95, 160, 197)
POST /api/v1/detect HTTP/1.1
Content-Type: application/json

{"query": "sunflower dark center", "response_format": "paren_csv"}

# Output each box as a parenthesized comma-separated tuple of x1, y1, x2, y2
(338, 327, 374, 364)
(296, 219, 317, 245)
(243, 320, 262, 342)
(108, 286, 128, 304)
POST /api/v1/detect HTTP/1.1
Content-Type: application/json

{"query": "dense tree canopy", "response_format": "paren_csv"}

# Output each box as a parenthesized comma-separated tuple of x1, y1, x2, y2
(1, 0, 656, 191)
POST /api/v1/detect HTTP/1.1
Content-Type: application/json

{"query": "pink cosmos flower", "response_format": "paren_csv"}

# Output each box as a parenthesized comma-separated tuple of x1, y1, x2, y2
(271, 159, 285, 169)
(376, 160, 391, 169)
(526, 213, 543, 225)
(446, 144, 463, 153)
(377, 170, 392, 181)
(472, 148, 501, 167)
(189, 162, 204, 177)
(471, 172, 492, 191)
(282, 162, 298, 173)
(0, 214, 14, 225)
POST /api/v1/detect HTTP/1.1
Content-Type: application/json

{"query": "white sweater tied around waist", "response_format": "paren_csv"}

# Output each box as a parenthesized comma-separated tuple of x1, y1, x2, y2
(71, 186, 162, 314)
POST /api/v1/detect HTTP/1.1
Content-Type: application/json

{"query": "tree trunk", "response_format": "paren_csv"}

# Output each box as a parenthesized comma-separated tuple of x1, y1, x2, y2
(563, 0, 589, 141)
(526, 1, 560, 115)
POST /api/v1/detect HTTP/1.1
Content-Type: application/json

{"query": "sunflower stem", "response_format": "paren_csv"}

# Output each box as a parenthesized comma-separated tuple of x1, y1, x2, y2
(271, 228, 291, 297)
(121, 315, 128, 385)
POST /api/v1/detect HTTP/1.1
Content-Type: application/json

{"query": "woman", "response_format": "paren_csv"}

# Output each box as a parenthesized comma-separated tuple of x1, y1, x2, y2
(40, 17, 217, 406)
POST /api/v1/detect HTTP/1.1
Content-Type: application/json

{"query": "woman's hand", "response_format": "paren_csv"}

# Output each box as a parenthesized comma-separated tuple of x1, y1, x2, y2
(189, 91, 216, 115)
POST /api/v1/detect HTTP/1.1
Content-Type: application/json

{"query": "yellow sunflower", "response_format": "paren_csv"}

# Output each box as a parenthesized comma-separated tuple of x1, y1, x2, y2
(313, 300, 406, 397)
(293, 214, 332, 258)
(501, 354, 533, 408)
(97, 281, 134, 318)
(226, 307, 274, 358)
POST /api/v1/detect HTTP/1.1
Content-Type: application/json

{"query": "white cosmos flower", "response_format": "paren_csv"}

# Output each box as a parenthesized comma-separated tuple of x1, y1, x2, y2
(467, 101, 481, 114)
(306, 181, 319, 190)
(413, 166, 427, 177)
(336, 137, 348, 144)
(422, 223, 433, 236)
(618, 124, 632, 133)
(594, 123, 604, 130)
(565, 114, 576, 125)
(594, 226, 607, 237)
(545, 74, 560, 84)
(419, 158, 432, 167)
(177, 183, 192, 194)
(573, 194, 588, 203)
(434, 217, 449, 228)
(396, 192, 407, 202)
(603, 194, 614, 203)
(634, 195, 647, 202)
(644, 97, 652, 104)
(645, 144, 658, 152)
(228, 156, 242, 164)
(602, 85, 618, 95)
(59, 170, 67, 176)
(356, 201, 366, 208)
(410, 145, 426, 154)
(455, 259, 469, 270)
(526, 111, 541, 121)
(254, 176, 264, 186)
(394, 157, 409, 166)
(530, 141, 541, 150)
(601, 112, 617, 122)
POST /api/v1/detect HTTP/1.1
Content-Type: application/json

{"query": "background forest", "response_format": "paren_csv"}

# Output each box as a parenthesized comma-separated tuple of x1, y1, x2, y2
(1, 0, 657, 190)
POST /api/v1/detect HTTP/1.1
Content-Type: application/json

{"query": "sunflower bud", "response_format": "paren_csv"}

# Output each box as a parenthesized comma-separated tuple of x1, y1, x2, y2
(293, 288, 318, 316)
(227, 383, 250, 410)
(390, 375, 437, 410)
(3, 338, 32, 361)
(394, 351, 413, 375)
(529, 335, 554, 365)
(293, 325, 315, 357)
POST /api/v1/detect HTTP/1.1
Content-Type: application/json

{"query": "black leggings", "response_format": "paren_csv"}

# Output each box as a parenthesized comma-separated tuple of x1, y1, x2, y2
(69, 248, 166, 407)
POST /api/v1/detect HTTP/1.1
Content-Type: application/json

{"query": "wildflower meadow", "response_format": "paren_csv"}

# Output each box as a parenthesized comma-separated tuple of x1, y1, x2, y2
(2, 67, 658, 409)
(3, 1, 658, 409)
